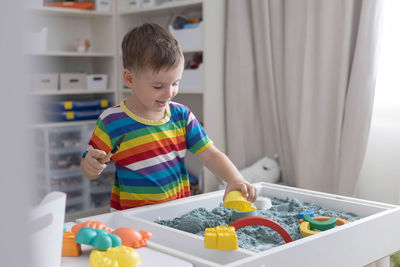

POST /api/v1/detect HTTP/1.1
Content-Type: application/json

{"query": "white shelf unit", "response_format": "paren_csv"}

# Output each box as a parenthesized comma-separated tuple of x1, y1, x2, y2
(29, 89, 116, 96)
(119, 0, 203, 15)
(27, 6, 113, 17)
(25, 4, 119, 116)
(26, 4, 119, 219)
(28, 0, 226, 219)
(117, 0, 226, 192)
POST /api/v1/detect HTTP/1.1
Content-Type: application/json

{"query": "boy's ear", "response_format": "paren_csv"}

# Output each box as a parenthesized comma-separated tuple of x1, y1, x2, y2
(123, 69, 134, 88)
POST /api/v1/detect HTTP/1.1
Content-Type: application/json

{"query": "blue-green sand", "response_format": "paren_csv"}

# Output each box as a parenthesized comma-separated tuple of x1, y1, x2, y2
(156, 197, 361, 253)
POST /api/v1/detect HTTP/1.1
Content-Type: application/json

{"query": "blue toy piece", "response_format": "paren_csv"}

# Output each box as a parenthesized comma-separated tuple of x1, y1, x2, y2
(297, 209, 314, 220)
(75, 227, 121, 250)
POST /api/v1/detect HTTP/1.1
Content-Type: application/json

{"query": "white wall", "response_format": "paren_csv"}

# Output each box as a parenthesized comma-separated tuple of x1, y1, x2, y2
(0, 1, 32, 266)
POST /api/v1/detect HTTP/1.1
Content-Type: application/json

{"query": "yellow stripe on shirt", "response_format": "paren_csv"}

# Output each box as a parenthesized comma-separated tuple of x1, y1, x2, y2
(117, 180, 190, 201)
(94, 125, 112, 148)
(118, 127, 186, 153)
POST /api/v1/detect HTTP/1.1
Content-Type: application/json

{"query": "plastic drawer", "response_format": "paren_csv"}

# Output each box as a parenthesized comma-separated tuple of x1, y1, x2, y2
(50, 174, 83, 192)
(49, 152, 81, 171)
(45, 110, 103, 122)
(48, 126, 82, 150)
(48, 99, 110, 111)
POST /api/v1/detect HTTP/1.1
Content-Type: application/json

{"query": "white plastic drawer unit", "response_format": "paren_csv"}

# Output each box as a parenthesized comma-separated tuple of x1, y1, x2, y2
(76, 183, 400, 267)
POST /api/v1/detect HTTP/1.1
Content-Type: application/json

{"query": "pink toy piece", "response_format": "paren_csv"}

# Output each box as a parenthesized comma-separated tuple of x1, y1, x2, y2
(112, 227, 153, 249)
(229, 216, 293, 243)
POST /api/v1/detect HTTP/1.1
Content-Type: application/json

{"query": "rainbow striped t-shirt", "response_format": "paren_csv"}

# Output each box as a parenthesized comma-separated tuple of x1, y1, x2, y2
(87, 101, 213, 210)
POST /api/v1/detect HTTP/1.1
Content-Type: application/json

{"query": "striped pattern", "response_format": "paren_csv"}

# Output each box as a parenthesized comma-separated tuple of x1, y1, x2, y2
(87, 101, 212, 210)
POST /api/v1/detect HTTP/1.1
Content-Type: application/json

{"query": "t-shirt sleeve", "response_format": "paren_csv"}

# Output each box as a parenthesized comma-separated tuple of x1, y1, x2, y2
(86, 117, 112, 154)
(186, 110, 213, 154)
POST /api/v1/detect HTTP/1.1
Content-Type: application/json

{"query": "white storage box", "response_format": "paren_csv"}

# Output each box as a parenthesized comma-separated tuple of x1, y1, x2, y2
(86, 74, 108, 90)
(76, 183, 400, 266)
(31, 73, 58, 91)
(180, 64, 203, 91)
(169, 22, 203, 51)
(95, 0, 112, 12)
(59, 73, 86, 90)
(25, 27, 48, 54)
(119, 0, 141, 11)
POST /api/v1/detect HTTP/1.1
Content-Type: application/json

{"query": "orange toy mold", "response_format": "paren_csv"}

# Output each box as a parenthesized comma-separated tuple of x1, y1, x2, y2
(72, 221, 112, 236)
(112, 227, 153, 249)
(62, 232, 82, 257)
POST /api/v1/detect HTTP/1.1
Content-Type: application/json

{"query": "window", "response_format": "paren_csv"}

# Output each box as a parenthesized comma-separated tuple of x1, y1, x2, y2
(372, 0, 400, 125)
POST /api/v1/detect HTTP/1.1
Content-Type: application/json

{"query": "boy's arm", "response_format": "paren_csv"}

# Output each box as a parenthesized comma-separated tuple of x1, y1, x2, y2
(80, 149, 108, 180)
(197, 144, 257, 202)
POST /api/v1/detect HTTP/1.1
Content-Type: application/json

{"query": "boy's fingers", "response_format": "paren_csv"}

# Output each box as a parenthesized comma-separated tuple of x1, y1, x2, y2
(248, 185, 257, 202)
(85, 164, 100, 175)
(86, 157, 107, 172)
(239, 183, 247, 197)
(89, 149, 107, 159)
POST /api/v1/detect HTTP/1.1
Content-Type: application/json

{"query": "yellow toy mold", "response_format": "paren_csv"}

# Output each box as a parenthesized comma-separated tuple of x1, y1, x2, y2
(89, 245, 140, 267)
(204, 226, 238, 250)
(223, 191, 256, 212)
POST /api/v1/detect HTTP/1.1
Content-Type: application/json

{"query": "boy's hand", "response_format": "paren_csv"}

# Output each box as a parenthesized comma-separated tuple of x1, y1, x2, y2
(224, 181, 257, 203)
(81, 149, 108, 179)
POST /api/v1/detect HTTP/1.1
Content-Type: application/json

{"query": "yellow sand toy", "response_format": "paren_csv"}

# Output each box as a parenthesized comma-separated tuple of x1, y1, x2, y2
(204, 226, 238, 250)
(223, 191, 256, 212)
(89, 246, 140, 267)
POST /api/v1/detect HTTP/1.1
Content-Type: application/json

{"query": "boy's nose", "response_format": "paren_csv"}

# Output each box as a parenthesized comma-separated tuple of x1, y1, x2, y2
(164, 86, 174, 99)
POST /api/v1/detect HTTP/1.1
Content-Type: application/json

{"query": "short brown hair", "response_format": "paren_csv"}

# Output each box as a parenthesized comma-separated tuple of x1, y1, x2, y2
(122, 23, 183, 73)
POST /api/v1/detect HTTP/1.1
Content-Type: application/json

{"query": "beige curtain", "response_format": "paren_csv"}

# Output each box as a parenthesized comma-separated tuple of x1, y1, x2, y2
(225, 0, 382, 196)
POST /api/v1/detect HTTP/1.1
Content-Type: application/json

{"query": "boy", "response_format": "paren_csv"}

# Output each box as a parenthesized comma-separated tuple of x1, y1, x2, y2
(80, 23, 257, 210)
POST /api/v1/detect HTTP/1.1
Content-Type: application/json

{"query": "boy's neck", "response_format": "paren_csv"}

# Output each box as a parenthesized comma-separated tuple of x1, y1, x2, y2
(124, 97, 166, 121)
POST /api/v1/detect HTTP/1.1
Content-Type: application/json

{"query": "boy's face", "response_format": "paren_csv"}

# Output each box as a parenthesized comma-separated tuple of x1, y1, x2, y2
(124, 59, 184, 116)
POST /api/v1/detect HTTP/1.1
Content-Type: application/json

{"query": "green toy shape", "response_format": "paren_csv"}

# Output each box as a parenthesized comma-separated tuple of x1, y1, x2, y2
(303, 215, 337, 231)
(75, 227, 121, 250)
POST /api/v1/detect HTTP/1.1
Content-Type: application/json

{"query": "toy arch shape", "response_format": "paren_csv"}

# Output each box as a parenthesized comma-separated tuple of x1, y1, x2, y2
(229, 216, 293, 243)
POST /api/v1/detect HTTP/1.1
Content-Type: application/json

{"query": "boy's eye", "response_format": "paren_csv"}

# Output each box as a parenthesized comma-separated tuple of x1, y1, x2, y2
(153, 85, 162, 89)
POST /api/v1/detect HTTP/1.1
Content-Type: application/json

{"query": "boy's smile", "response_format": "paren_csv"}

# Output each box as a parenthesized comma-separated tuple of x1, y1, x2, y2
(123, 59, 184, 121)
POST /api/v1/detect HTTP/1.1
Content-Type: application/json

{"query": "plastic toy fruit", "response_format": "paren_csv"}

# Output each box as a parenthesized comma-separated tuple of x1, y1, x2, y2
(112, 227, 152, 249)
